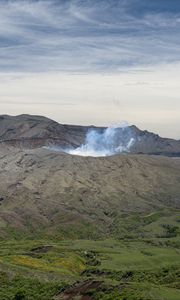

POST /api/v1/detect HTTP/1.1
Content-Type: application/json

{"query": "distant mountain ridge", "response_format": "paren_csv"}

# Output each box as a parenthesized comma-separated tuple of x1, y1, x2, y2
(0, 114, 180, 156)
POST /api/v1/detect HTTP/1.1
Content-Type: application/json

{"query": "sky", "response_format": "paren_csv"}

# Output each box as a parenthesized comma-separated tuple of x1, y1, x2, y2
(0, 0, 180, 139)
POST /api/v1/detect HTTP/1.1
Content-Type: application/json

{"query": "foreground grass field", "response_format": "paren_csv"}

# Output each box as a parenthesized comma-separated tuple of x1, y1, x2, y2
(0, 236, 179, 300)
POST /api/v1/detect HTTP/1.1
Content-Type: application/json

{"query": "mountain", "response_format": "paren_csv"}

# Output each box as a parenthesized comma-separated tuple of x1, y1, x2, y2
(0, 114, 180, 156)
(0, 114, 180, 300)
(0, 114, 91, 148)
(0, 145, 179, 239)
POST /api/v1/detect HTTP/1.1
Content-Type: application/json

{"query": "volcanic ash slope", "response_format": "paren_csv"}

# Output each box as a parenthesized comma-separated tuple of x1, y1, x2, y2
(0, 146, 180, 238)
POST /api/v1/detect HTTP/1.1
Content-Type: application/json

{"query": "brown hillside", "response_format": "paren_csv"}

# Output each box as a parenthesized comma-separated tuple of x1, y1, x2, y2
(0, 145, 179, 238)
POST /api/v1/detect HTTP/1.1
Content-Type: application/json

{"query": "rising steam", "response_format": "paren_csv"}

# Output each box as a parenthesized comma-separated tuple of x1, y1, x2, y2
(64, 122, 135, 157)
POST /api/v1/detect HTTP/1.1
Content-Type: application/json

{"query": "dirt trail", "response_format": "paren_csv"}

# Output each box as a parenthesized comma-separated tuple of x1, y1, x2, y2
(58, 280, 102, 300)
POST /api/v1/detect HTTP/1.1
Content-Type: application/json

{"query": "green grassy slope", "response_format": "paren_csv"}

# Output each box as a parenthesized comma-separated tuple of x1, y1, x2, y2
(0, 236, 179, 300)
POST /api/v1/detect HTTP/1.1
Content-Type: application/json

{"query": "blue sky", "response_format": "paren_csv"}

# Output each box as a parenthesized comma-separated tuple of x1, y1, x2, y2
(0, 0, 180, 138)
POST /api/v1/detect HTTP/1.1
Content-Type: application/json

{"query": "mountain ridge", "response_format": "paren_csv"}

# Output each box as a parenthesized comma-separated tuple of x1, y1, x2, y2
(0, 114, 180, 156)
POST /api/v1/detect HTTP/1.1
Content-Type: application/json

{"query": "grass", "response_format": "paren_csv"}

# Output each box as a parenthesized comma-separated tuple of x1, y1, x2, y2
(111, 210, 180, 239)
(0, 235, 179, 299)
(0, 209, 179, 299)
(0, 273, 63, 300)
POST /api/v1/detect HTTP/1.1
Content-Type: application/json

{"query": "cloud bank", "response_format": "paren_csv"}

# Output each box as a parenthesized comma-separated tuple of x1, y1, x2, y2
(0, 65, 180, 139)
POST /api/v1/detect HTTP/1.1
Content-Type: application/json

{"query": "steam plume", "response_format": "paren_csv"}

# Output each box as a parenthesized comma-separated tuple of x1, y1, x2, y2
(65, 122, 135, 157)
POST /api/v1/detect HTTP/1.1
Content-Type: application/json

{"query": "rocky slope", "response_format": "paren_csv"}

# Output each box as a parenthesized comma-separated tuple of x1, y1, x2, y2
(0, 114, 92, 148)
(0, 114, 180, 156)
(0, 145, 179, 238)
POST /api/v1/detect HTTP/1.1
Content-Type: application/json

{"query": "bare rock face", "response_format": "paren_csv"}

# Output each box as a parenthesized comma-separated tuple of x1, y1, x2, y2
(0, 114, 180, 156)
(129, 126, 180, 156)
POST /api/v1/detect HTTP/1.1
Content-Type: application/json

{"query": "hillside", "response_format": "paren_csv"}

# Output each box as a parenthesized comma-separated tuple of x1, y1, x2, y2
(0, 145, 179, 239)
(0, 114, 180, 156)
(0, 114, 91, 148)
(0, 115, 180, 300)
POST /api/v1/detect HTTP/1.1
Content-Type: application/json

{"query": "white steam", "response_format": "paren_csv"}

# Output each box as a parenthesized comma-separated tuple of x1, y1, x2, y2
(65, 123, 135, 157)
